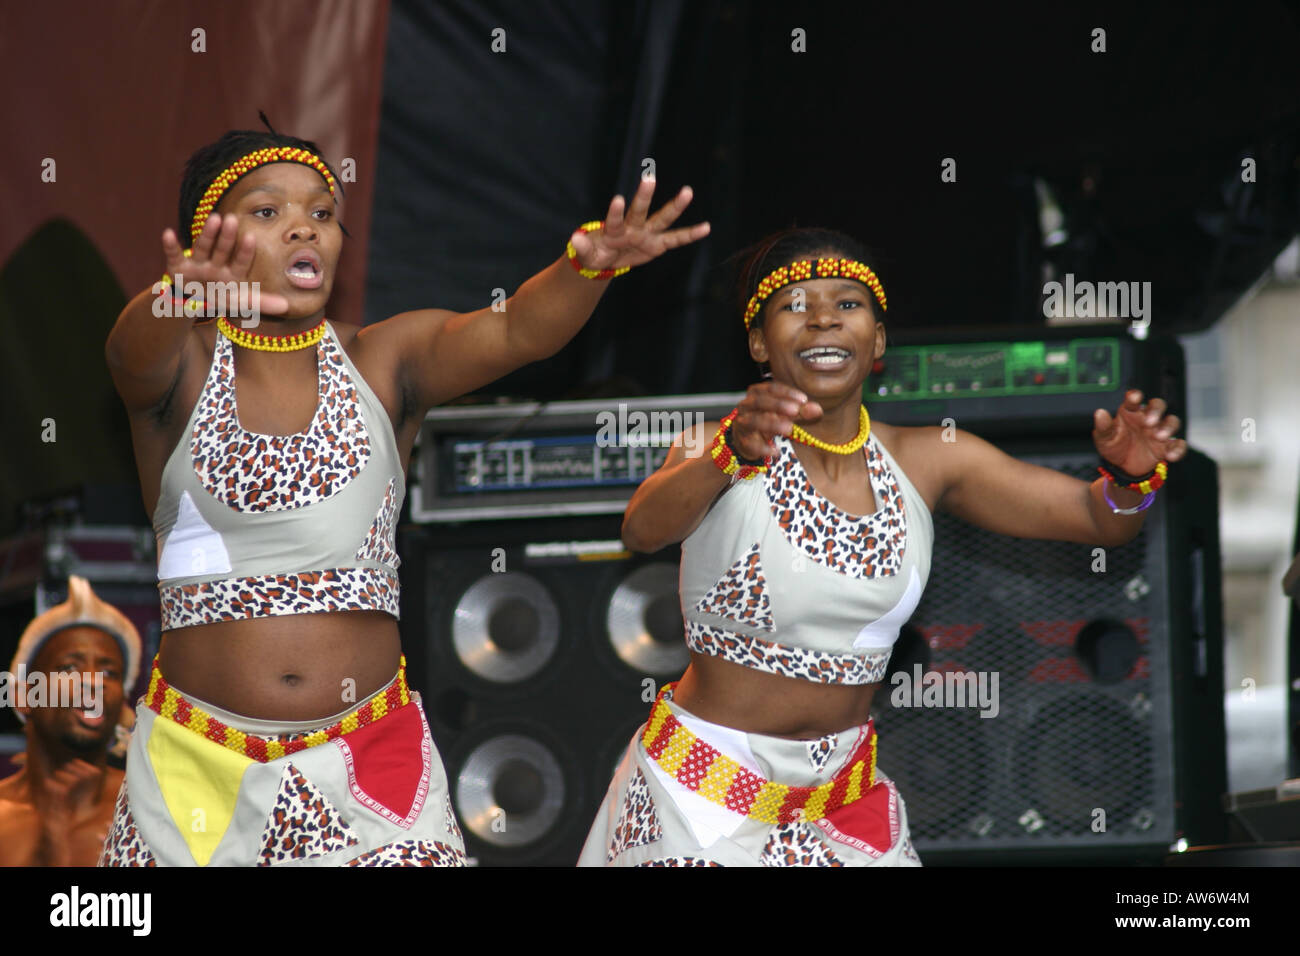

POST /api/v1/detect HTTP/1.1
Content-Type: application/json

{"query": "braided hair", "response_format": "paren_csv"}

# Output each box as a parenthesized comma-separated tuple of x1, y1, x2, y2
(735, 227, 884, 331)
(176, 113, 344, 248)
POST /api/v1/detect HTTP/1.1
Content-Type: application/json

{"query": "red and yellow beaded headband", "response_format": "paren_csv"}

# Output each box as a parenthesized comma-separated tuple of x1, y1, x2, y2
(743, 257, 887, 330)
(190, 147, 337, 245)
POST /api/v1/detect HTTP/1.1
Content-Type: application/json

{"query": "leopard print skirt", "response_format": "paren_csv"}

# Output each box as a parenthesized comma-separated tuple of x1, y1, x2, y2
(98, 680, 466, 867)
(579, 691, 921, 867)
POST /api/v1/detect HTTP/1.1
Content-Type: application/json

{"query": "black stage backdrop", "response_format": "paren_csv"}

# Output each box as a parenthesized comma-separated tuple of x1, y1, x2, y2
(366, 1, 1300, 401)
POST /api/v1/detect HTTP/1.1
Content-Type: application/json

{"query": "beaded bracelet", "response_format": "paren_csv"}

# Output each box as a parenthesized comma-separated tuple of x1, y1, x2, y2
(156, 272, 181, 302)
(156, 273, 205, 316)
(1097, 458, 1168, 495)
(1102, 478, 1157, 515)
(566, 221, 631, 280)
(1098, 455, 1158, 485)
(709, 409, 771, 480)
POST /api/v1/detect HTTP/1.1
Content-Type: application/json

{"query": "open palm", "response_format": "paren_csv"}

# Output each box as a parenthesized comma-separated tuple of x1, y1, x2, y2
(1093, 389, 1187, 475)
(568, 176, 710, 272)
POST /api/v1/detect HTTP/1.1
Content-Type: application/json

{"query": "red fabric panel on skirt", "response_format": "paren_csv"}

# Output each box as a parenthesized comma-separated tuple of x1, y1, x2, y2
(337, 701, 428, 826)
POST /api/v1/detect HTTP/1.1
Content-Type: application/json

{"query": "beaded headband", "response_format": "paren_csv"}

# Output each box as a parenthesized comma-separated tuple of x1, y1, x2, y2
(190, 147, 337, 245)
(743, 257, 887, 330)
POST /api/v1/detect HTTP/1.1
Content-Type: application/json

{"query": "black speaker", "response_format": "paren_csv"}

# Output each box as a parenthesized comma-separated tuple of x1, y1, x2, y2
(397, 516, 684, 866)
(873, 445, 1226, 864)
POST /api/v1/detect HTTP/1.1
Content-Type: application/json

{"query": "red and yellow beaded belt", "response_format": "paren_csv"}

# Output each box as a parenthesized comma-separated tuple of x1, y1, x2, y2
(144, 654, 411, 762)
(640, 684, 877, 826)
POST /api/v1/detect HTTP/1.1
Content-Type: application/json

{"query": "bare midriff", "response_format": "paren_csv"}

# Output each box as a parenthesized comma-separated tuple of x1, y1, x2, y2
(155, 610, 401, 722)
(671, 651, 878, 740)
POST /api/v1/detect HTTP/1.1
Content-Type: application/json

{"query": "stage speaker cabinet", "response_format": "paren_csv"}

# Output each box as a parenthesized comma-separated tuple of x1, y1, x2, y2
(873, 443, 1226, 865)
(398, 516, 686, 866)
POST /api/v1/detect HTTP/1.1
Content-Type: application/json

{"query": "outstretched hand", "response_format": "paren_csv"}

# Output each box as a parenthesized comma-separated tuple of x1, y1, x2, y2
(1093, 389, 1187, 474)
(160, 213, 290, 316)
(729, 382, 824, 460)
(567, 176, 710, 273)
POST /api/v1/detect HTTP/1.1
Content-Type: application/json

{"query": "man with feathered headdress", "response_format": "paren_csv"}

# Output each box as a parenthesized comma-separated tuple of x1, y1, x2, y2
(0, 577, 141, 865)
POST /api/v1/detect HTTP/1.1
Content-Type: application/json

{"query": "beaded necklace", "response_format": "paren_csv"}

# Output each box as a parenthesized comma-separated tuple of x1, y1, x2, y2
(790, 405, 871, 455)
(217, 316, 326, 352)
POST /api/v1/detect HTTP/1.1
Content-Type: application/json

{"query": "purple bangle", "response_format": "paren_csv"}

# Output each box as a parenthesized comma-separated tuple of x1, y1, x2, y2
(1102, 477, 1156, 515)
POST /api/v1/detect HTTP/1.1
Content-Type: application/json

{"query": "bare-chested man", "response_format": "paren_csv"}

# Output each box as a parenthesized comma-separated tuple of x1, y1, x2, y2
(0, 576, 137, 866)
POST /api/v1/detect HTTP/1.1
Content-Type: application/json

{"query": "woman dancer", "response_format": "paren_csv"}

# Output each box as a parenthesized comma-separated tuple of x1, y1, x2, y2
(581, 227, 1184, 866)
(100, 125, 707, 866)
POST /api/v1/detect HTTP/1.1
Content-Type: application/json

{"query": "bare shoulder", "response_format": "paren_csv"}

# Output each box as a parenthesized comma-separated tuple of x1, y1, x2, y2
(101, 766, 125, 803)
(0, 770, 26, 802)
(0, 794, 38, 866)
(344, 312, 447, 402)
(869, 419, 947, 512)
(346, 308, 456, 365)
(330, 317, 362, 347)
(335, 318, 403, 399)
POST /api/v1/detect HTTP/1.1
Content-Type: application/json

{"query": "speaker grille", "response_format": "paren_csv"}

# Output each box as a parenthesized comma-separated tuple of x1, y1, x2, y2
(455, 733, 567, 848)
(406, 517, 686, 864)
(874, 453, 1174, 850)
(451, 573, 560, 683)
(606, 562, 690, 674)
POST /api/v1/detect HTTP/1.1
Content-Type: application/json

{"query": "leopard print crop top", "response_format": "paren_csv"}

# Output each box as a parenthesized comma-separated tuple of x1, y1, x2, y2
(679, 432, 933, 685)
(150, 321, 403, 631)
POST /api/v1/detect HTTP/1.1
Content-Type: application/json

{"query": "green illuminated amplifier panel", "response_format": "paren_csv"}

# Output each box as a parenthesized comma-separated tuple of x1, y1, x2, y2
(866, 338, 1118, 401)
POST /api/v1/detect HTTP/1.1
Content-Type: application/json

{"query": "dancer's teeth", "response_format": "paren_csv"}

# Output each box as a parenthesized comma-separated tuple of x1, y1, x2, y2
(799, 347, 850, 365)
